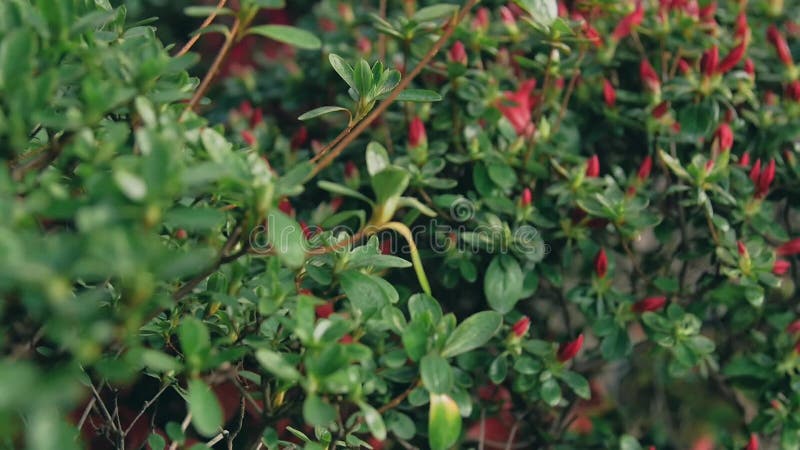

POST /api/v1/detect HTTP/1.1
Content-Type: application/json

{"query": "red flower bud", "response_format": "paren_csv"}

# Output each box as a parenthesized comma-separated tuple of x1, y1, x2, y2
(511, 316, 531, 337)
(290, 126, 308, 150)
(632, 296, 667, 313)
(409, 116, 427, 148)
(651, 101, 669, 119)
(744, 58, 755, 77)
(315, 301, 334, 319)
(756, 159, 775, 198)
(241, 129, 256, 146)
(344, 160, 358, 179)
(238, 100, 253, 117)
(499, 6, 516, 27)
(698, 1, 716, 22)
(746, 434, 759, 450)
(520, 187, 532, 207)
(175, 229, 188, 240)
(640, 59, 661, 93)
(582, 21, 603, 48)
(251, 108, 263, 128)
(594, 248, 608, 278)
(449, 40, 468, 65)
(777, 238, 800, 256)
(717, 43, 746, 74)
(739, 152, 751, 167)
(735, 12, 750, 42)
(557, 334, 584, 362)
(278, 198, 293, 215)
(788, 80, 800, 102)
(603, 78, 616, 108)
(700, 46, 719, 76)
(787, 319, 800, 334)
(765, 91, 778, 106)
(774, 259, 791, 276)
(586, 154, 600, 177)
(767, 25, 793, 66)
(748, 159, 762, 185)
(737, 241, 748, 256)
(300, 221, 311, 238)
(330, 197, 344, 212)
(637, 155, 653, 181)
(715, 123, 733, 152)
(612, 2, 644, 41)
(472, 8, 490, 31)
(357, 36, 372, 55)
(678, 58, 692, 75)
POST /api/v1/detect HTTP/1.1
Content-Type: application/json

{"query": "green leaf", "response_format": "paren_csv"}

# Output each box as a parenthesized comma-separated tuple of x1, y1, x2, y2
(489, 354, 508, 384)
(402, 318, 429, 362)
(183, 6, 235, 17)
(366, 141, 391, 176)
(558, 371, 590, 399)
(252, 0, 286, 7)
(514, 0, 558, 27)
(359, 402, 387, 441)
(255, 349, 301, 381)
(347, 253, 412, 270)
(303, 394, 336, 427)
(247, 25, 321, 50)
(386, 411, 416, 440)
(354, 59, 374, 98)
(317, 180, 373, 205)
(619, 435, 643, 450)
(141, 350, 183, 373)
(113, 169, 147, 201)
(441, 311, 502, 358)
(677, 100, 718, 140)
(147, 433, 166, 450)
(297, 106, 350, 121)
(428, 393, 462, 450)
(179, 318, 210, 368)
(329, 54, 356, 91)
(394, 89, 443, 102)
(188, 379, 223, 437)
(371, 167, 411, 204)
(484, 255, 524, 314)
(539, 378, 561, 406)
(164, 207, 226, 231)
(267, 211, 307, 269)
(420, 353, 454, 394)
(339, 270, 393, 319)
(412, 4, 458, 22)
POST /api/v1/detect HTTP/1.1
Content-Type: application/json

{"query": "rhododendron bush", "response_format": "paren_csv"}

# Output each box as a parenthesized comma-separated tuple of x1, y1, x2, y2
(2, 0, 800, 448)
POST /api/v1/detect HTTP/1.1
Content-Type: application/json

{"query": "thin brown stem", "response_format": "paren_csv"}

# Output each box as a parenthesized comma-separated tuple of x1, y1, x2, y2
(378, 0, 388, 60)
(309, 126, 352, 163)
(552, 49, 587, 134)
(183, 17, 242, 118)
(310, 0, 479, 177)
(176, 0, 229, 58)
(123, 383, 171, 436)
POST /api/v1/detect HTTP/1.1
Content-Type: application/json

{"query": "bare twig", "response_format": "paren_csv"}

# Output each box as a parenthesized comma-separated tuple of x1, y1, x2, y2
(226, 396, 247, 450)
(167, 412, 193, 450)
(183, 17, 243, 118)
(310, 0, 480, 177)
(173, 224, 247, 300)
(123, 383, 171, 436)
(176, 0, 229, 58)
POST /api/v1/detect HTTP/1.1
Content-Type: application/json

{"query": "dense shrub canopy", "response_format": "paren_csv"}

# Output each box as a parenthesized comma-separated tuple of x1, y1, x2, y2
(1, 0, 800, 449)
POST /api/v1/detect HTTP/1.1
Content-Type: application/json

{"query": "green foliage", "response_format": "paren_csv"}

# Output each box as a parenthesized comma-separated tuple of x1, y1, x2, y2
(2, 0, 800, 449)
